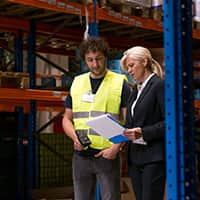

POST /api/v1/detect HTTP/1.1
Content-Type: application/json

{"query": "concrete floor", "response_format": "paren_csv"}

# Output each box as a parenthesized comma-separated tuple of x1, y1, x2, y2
(32, 177, 200, 200)
(32, 177, 135, 200)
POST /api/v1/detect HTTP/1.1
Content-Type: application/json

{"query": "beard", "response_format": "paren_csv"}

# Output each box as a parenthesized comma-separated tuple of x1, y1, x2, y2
(90, 66, 107, 78)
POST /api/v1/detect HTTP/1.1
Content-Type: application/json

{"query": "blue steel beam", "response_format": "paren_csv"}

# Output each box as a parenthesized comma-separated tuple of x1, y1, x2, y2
(89, 0, 99, 37)
(14, 32, 23, 72)
(28, 20, 36, 89)
(89, 1, 100, 200)
(164, 0, 196, 199)
(27, 20, 37, 200)
(88, 22, 99, 37)
(182, 1, 196, 199)
(163, 0, 184, 199)
(0, 48, 3, 60)
(27, 101, 37, 200)
(16, 106, 25, 200)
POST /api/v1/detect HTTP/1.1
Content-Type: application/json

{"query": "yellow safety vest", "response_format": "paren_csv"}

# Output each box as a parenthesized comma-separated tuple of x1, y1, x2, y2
(71, 70, 126, 149)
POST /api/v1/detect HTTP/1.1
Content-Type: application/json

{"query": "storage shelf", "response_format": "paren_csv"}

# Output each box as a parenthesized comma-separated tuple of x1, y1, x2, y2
(7, 0, 84, 16)
(195, 100, 200, 109)
(97, 7, 163, 32)
(5, 1, 200, 40)
(97, 7, 200, 40)
(0, 88, 68, 112)
(193, 29, 200, 40)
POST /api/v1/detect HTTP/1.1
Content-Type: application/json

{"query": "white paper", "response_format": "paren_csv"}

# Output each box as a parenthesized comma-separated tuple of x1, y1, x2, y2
(86, 114, 128, 143)
(133, 137, 147, 145)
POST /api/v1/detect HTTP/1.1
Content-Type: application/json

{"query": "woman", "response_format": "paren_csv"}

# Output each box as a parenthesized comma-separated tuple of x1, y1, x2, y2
(121, 46, 165, 200)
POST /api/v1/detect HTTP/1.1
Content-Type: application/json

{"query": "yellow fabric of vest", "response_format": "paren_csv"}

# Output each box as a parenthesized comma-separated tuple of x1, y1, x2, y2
(71, 70, 126, 149)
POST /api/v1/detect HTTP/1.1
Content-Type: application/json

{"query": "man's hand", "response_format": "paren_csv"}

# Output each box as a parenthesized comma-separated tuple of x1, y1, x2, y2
(94, 144, 121, 159)
(73, 138, 84, 151)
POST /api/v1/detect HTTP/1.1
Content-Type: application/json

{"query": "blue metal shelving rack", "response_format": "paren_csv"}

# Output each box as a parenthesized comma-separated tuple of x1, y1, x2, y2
(164, 1, 196, 199)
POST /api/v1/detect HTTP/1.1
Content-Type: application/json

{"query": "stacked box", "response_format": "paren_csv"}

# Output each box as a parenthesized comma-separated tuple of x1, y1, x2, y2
(0, 71, 29, 88)
(109, 0, 151, 8)
(123, 0, 152, 8)
(121, 4, 132, 15)
(151, 3, 163, 21)
(41, 77, 56, 89)
(38, 133, 73, 188)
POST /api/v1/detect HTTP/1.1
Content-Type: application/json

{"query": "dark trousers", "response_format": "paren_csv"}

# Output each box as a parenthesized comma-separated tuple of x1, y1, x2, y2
(72, 153, 121, 200)
(129, 162, 165, 200)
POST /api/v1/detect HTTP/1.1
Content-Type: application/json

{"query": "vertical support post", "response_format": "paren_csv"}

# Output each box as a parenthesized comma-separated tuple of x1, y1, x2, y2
(89, 0, 100, 199)
(0, 48, 4, 61)
(163, 0, 184, 199)
(14, 31, 23, 72)
(164, 0, 196, 199)
(27, 101, 37, 200)
(182, 1, 196, 199)
(16, 106, 25, 200)
(27, 19, 37, 199)
(89, 0, 99, 37)
(89, 1, 100, 199)
(95, 183, 101, 200)
(0, 48, 4, 70)
(28, 20, 36, 89)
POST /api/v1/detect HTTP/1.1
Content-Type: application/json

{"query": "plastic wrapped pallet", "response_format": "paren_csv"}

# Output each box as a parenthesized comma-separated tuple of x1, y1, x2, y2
(151, 0, 163, 21)
(122, 0, 152, 8)
(194, 0, 200, 29)
(82, 0, 93, 5)
(108, 0, 151, 16)
(121, 4, 132, 15)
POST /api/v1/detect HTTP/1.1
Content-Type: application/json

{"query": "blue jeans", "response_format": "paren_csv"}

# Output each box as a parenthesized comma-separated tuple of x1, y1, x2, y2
(72, 152, 121, 200)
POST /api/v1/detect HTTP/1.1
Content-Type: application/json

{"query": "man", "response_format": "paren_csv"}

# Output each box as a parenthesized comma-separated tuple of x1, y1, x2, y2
(62, 36, 131, 200)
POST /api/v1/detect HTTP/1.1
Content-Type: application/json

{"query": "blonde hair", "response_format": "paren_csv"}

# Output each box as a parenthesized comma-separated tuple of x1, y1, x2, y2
(121, 46, 164, 79)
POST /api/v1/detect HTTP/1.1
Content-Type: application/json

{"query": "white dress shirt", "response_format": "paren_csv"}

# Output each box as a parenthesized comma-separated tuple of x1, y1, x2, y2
(131, 73, 155, 145)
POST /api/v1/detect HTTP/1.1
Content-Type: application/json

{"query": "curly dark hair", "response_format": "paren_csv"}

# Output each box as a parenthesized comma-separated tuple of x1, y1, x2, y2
(79, 36, 109, 60)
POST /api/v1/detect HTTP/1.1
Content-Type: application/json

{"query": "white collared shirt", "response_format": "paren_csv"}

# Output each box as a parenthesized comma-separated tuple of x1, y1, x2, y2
(131, 73, 155, 116)
(131, 73, 155, 145)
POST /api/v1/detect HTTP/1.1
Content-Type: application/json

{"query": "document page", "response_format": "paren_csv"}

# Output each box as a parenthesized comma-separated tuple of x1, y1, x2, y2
(86, 114, 129, 143)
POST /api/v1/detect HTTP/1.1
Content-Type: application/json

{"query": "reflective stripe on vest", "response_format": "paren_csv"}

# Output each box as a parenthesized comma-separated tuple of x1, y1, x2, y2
(73, 111, 119, 120)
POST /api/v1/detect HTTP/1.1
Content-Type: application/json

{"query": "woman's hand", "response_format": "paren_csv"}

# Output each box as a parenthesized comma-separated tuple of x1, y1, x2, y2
(123, 127, 142, 141)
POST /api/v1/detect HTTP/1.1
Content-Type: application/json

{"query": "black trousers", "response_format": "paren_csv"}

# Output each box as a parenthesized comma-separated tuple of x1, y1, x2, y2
(129, 162, 165, 200)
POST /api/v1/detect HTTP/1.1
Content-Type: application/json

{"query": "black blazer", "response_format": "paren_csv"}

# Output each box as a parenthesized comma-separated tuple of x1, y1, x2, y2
(125, 74, 165, 165)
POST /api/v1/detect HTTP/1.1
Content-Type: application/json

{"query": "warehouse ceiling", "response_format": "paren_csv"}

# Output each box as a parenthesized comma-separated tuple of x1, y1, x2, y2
(0, 0, 199, 57)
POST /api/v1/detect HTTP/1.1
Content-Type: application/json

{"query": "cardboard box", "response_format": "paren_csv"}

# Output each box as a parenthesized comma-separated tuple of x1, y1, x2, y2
(0, 71, 29, 88)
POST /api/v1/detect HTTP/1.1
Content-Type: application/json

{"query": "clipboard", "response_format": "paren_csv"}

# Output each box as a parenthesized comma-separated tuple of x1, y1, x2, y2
(86, 114, 129, 143)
